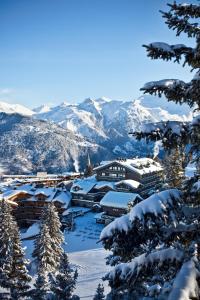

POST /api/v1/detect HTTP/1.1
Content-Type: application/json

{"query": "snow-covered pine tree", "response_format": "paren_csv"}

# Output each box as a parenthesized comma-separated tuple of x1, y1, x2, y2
(42, 203, 64, 269)
(162, 146, 185, 188)
(101, 2, 200, 299)
(31, 272, 49, 300)
(50, 252, 78, 300)
(0, 199, 15, 288)
(33, 203, 64, 274)
(33, 223, 56, 274)
(8, 225, 31, 299)
(84, 153, 93, 177)
(93, 283, 105, 300)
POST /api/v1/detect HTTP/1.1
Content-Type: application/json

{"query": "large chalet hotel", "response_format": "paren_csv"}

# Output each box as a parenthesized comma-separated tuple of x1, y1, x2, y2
(71, 157, 163, 203)
(70, 158, 163, 223)
(95, 158, 163, 196)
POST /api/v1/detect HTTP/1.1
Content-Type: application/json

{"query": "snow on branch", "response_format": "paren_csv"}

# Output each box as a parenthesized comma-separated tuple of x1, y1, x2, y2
(141, 79, 187, 99)
(168, 259, 200, 300)
(142, 79, 185, 90)
(129, 189, 181, 223)
(132, 120, 189, 152)
(105, 248, 184, 287)
(141, 78, 200, 108)
(168, 2, 200, 19)
(143, 42, 194, 65)
(161, 9, 200, 37)
(193, 70, 200, 81)
(192, 180, 200, 193)
(100, 189, 182, 241)
(100, 214, 131, 241)
(140, 121, 187, 136)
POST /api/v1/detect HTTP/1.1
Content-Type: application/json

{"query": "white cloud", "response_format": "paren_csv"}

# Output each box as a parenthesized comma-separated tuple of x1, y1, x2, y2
(0, 88, 13, 96)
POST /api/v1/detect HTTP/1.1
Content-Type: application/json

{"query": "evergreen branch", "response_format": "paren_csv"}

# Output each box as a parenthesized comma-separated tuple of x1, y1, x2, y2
(104, 248, 184, 292)
(161, 10, 200, 37)
(140, 78, 200, 108)
(131, 121, 189, 151)
(168, 2, 200, 18)
(168, 259, 200, 300)
(143, 43, 198, 68)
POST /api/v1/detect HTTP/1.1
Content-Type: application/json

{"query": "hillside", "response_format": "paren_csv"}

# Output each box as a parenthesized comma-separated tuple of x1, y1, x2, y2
(0, 112, 103, 174)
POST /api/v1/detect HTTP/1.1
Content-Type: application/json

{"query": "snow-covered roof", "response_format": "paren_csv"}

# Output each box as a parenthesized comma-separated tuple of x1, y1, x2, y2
(100, 191, 142, 209)
(94, 158, 163, 175)
(52, 191, 71, 207)
(63, 206, 91, 216)
(70, 177, 97, 194)
(31, 187, 57, 201)
(16, 184, 35, 193)
(0, 183, 74, 210)
(94, 212, 105, 219)
(94, 181, 115, 190)
(115, 179, 141, 189)
(35, 187, 56, 197)
(2, 189, 34, 200)
(0, 198, 18, 206)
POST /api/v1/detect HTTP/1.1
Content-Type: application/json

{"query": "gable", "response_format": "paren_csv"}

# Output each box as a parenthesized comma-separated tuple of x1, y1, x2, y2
(95, 161, 127, 172)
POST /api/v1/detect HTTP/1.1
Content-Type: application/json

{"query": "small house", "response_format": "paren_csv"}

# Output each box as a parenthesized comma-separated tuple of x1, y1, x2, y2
(99, 191, 143, 223)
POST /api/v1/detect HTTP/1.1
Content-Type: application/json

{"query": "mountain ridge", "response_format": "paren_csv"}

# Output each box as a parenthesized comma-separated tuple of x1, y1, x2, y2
(0, 96, 191, 173)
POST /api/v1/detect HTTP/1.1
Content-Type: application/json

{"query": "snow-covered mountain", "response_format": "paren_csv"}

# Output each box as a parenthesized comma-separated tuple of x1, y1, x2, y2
(0, 101, 34, 116)
(34, 96, 191, 157)
(0, 96, 192, 173)
(0, 112, 106, 174)
(33, 104, 51, 114)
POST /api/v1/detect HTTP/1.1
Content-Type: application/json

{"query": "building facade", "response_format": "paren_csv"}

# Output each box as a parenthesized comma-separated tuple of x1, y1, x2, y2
(94, 158, 163, 198)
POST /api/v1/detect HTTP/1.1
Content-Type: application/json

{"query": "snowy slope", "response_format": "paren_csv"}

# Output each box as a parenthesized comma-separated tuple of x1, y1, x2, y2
(35, 96, 191, 140)
(22, 212, 110, 300)
(34, 96, 191, 159)
(69, 249, 110, 299)
(0, 112, 104, 174)
(33, 104, 50, 114)
(0, 96, 192, 173)
(0, 101, 34, 116)
(35, 100, 107, 142)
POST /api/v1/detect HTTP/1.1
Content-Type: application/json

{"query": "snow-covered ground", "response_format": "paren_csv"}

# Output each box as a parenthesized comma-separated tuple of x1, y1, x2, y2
(69, 249, 110, 299)
(23, 211, 111, 299)
(64, 211, 104, 253)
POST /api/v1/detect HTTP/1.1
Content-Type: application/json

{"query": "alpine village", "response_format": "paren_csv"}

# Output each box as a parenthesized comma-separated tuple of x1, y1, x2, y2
(0, 1, 200, 300)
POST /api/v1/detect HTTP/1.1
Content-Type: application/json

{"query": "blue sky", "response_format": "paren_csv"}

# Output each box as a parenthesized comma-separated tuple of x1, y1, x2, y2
(0, 0, 197, 107)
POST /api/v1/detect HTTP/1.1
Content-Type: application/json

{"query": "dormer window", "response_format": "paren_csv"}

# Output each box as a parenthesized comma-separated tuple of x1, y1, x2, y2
(73, 186, 81, 192)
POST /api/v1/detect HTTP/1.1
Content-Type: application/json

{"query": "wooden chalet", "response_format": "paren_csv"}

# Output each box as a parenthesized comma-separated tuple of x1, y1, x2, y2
(94, 158, 163, 198)
(2, 186, 71, 226)
(70, 178, 115, 208)
(99, 191, 143, 224)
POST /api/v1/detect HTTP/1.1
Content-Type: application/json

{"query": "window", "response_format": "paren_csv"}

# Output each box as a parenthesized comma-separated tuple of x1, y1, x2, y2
(117, 173, 125, 178)
(109, 173, 117, 177)
(101, 172, 106, 176)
